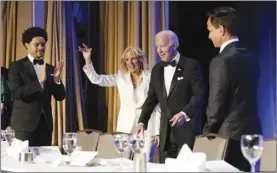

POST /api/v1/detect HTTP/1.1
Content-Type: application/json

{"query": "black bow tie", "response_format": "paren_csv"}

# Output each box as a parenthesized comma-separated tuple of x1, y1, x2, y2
(161, 60, 176, 67)
(33, 59, 44, 65)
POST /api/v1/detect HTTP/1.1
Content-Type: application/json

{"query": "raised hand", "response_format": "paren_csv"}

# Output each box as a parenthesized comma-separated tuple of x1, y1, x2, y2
(53, 60, 64, 81)
(78, 43, 92, 65)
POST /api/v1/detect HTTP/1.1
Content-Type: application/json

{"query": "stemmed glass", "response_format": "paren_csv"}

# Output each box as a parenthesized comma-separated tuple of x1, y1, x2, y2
(2, 128, 15, 146)
(62, 132, 77, 164)
(113, 134, 129, 170)
(241, 134, 264, 172)
(129, 132, 147, 172)
(129, 132, 145, 153)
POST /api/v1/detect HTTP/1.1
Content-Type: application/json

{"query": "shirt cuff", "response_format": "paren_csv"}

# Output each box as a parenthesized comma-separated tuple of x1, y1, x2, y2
(180, 111, 191, 122)
(138, 123, 144, 126)
(54, 80, 61, 85)
(83, 63, 92, 70)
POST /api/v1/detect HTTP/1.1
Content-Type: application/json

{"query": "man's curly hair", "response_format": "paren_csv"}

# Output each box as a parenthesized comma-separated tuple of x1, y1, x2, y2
(22, 27, 48, 48)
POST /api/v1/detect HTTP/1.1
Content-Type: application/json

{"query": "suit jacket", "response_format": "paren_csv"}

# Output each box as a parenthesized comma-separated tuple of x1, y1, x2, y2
(8, 57, 66, 132)
(1, 67, 12, 129)
(203, 41, 261, 140)
(138, 55, 205, 151)
(83, 64, 160, 137)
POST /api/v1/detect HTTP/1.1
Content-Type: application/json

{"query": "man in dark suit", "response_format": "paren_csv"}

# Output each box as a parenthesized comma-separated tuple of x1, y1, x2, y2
(8, 27, 66, 146)
(137, 30, 205, 162)
(1, 67, 13, 129)
(203, 7, 261, 171)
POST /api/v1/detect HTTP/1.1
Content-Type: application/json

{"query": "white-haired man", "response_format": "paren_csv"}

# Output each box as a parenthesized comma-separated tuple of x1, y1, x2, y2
(137, 30, 205, 161)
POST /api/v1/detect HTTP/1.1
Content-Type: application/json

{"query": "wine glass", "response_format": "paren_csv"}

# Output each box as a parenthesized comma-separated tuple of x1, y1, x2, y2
(113, 134, 129, 170)
(129, 133, 145, 153)
(2, 128, 15, 146)
(62, 132, 77, 163)
(241, 134, 264, 172)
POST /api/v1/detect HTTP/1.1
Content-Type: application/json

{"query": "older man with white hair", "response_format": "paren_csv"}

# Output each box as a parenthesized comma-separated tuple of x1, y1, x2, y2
(137, 30, 205, 162)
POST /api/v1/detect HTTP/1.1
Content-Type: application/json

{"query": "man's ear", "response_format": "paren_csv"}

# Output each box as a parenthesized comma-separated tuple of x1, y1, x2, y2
(24, 43, 29, 49)
(173, 42, 177, 50)
(218, 25, 226, 36)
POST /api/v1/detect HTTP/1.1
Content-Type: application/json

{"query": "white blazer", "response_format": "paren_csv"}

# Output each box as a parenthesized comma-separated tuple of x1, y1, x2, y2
(83, 64, 160, 136)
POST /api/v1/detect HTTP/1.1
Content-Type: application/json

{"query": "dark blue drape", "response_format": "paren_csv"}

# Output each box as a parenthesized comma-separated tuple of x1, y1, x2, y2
(256, 2, 276, 139)
(65, 2, 87, 132)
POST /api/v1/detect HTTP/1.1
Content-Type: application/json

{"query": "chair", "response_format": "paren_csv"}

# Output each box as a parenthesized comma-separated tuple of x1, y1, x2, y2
(193, 133, 229, 160)
(77, 129, 102, 151)
(96, 132, 132, 159)
(260, 138, 276, 172)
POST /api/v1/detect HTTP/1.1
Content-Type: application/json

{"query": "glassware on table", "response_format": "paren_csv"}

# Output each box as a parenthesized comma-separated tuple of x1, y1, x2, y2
(129, 132, 147, 172)
(62, 132, 77, 160)
(2, 128, 15, 146)
(113, 133, 129, 170)
(129, 133, 145, 153)
(241, 134, 264, 172)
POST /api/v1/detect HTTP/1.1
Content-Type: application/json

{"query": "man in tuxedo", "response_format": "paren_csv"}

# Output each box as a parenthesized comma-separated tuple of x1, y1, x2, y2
(1, 67, 12, 129)
(137, 30, 205, 162)
(203, 7, 261, 171)
(8, 27, 66, 146)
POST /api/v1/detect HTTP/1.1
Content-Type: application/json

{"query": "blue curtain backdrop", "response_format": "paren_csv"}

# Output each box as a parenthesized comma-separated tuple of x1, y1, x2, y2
(256, 2, 276, 139)
(64, 2, 87, 132)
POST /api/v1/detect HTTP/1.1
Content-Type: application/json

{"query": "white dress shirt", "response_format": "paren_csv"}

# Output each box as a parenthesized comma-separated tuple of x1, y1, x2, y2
(164, 52, 190, 122)
(28, 55, 60, 88)
(220, 37, 239, 53)
(28, 55, 44, 88)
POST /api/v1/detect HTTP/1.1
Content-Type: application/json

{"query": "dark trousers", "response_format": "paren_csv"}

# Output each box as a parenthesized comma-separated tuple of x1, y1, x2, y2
(224, 138, 251, 172)
(14, 115, 52, 146)
(161, 125, 181, 163)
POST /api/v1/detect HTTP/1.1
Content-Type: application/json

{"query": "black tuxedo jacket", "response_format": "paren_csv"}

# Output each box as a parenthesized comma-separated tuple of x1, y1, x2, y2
(8, 57, 66, 132)
(203, 41, 261, 140)
(138, 55, 205, 151)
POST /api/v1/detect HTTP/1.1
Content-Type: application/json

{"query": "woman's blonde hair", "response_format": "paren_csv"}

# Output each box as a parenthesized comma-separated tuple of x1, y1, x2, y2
(120, 46, 149, 73)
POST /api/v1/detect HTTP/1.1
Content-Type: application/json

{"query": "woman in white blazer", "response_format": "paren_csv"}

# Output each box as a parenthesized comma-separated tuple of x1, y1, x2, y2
(79, 44, 160, 162)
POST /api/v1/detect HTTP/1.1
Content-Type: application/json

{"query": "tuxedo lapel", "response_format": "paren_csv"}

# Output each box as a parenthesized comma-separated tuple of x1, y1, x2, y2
(168, 57, 185, 98)
(22, 57, 38, 81)
(160, 67, 167, 100)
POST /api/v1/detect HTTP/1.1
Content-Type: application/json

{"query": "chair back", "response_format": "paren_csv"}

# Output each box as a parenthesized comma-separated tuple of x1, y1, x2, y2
(96, 132, 132, 159)
(193, 133, 229, 160)
(77, 129, 102, 151)
(260, 138, 276, 172)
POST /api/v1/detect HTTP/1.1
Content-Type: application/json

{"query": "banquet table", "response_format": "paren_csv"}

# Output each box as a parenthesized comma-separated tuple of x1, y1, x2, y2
(1, 156, 241, 172)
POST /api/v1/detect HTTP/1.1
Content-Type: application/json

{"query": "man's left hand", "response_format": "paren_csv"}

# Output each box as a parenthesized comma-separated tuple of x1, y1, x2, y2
(169, 112, 185, 127)
(53, 60, 64, 81)
(153, 135, 160, 147)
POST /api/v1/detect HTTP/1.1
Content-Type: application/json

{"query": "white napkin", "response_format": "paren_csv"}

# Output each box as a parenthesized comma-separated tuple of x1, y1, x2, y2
(49, 157, 68, 167)
(29, 146, 63, 164)
(206, 160, 241, 172)
(165, 144, 207, 172)
(69, 151, 99, 167)
(5, 138, 29, 159)
(1, 141, 9, 157)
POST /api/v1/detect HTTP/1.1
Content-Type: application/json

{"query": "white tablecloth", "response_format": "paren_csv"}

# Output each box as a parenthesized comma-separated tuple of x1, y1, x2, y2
(1, 156, 242, 172)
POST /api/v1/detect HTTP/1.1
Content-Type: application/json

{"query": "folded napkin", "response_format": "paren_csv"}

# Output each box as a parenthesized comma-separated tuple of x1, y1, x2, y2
(165, 144, 207, 172)
(1, 141, 9, 157)
(5, 138, 29, 159)
(206, 160, 241, 172)
(70, 151, 99, 167)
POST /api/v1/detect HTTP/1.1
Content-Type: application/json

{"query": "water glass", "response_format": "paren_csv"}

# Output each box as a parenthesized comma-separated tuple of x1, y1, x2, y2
(62, 132, 77, 157)
(2, 128, 15, 146)
(241, 134, 264, 172)
(113, 134, 129, 170)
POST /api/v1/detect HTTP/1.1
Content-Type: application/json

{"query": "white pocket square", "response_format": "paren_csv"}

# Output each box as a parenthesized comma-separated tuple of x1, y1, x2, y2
(177, 77, 184, 80)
